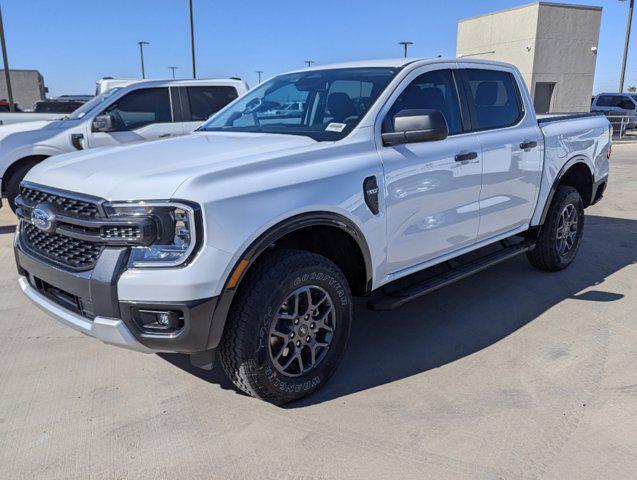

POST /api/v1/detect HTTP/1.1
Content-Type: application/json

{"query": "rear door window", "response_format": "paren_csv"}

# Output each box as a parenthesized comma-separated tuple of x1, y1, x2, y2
(596, 95, 635, 109)
(186, 86, 239, 121)
(464, 69, 523, 130)
(103, 88, 172, 130)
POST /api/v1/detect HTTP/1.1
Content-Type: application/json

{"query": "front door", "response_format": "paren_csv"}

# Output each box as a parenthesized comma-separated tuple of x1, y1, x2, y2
(378, 66, 482, 274)
(87, 87, 183, 148)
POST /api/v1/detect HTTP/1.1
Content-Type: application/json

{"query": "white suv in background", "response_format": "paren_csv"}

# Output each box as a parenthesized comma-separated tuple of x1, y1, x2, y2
(0, 78, 248, 211)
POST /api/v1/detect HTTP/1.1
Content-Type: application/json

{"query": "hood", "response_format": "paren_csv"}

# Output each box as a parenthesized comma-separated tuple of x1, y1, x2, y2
(0, 118, 80, 148)
(26, 132, 318, 200)
(0, 120, 51, 137)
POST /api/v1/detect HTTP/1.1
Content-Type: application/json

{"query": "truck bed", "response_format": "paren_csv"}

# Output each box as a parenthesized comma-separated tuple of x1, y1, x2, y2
(536, 111, 605, 125)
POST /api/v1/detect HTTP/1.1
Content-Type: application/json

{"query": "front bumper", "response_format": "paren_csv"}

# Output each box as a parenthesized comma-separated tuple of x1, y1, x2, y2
(15, 233, 220, 354)
(18, 276, 151, 352)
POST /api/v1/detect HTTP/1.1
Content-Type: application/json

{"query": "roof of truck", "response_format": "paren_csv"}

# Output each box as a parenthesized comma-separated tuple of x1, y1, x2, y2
(286, 57, 517, 73)
(117, 78, 248, 88)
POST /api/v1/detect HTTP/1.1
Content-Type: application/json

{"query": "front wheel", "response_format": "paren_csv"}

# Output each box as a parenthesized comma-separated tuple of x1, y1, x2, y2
(527, 185, 584, 271)
(5, 160, 40, 213)
(219, 249, 352, 405)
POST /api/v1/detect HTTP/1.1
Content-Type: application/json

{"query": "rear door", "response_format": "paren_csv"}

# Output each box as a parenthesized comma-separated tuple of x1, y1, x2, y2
(178, 86, 240, 133)
(378, 64, 483, 273)
(87, 87, 183, 148)
(460, 66, 543, 240)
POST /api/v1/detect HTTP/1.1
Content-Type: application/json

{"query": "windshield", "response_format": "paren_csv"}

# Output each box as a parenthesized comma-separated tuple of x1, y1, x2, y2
(67, 88, 121, 120)
(200, 67, 398, 141)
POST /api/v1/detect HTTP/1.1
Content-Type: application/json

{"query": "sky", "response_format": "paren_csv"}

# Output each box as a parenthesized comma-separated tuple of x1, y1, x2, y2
(2, 0, 634, 97)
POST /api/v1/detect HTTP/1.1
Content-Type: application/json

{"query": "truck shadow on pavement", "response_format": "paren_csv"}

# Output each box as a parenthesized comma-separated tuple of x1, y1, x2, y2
(160, 215, 636, 407)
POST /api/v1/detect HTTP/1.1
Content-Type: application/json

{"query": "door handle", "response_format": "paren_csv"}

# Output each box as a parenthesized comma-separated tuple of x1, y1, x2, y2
(159, 133, 172, 138)
(520, 140, 538, 150)
(454, 151, 478, 162)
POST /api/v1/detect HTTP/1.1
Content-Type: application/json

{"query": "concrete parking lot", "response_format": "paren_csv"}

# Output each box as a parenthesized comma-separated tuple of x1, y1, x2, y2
(0, 145, 635, 480)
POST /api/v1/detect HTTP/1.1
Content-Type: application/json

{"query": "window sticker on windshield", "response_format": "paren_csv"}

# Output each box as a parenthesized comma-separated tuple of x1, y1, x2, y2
(325, 122, 347, 132)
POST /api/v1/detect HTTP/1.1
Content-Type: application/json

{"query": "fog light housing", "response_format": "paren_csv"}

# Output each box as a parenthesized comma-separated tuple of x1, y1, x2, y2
(135, 309, 183, 333)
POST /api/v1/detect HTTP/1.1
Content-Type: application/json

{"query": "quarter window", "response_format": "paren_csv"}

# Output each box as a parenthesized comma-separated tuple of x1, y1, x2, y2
(386, 69, 463, 134)
(465, 69, 523, 130)
(187, 86, 239, 121)
(103, 88, 171, 130)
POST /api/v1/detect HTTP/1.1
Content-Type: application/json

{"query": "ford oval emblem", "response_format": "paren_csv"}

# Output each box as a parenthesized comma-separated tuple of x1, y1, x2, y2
(31, 204, 57, 233)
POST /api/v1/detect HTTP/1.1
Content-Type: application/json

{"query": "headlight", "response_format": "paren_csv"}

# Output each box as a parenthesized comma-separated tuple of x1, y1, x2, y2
(104, 201, 199, 268)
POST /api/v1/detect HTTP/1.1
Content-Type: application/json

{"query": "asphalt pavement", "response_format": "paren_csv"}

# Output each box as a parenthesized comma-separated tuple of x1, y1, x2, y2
(0, 144, 635, 479)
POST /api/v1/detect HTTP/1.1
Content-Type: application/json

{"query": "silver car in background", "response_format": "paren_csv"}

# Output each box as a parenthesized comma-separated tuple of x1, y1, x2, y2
(591, 93, 637, 130)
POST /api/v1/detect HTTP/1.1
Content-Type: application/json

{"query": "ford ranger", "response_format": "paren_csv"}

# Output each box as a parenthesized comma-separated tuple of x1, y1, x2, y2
(13, 58, 611, 404)
(0, 78, 248, 211)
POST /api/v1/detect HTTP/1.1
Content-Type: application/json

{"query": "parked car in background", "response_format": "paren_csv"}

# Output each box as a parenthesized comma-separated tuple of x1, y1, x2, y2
(0, 100, 22, 112)
(56, 95, 94, 102)
(591, 93, 637, 129)
(13, 58, 611, 405)
(0, 78, 248, 210)
(0, 98, 72, 124)
(33, 100, 86, 114)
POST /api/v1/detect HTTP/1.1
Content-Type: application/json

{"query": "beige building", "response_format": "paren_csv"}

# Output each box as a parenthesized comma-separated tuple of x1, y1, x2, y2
(0, 70, 48, 110)
(456, 2, 601, 113)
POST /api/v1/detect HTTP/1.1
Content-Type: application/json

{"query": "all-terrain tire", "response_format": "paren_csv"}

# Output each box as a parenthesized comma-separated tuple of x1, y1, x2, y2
(527, 185, 584, 271)
(219, 249, 353, 405)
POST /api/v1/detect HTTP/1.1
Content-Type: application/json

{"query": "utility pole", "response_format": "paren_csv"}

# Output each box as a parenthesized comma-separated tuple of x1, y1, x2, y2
(255, 70, 263, 83)
(399, 41, 414, 58)
(138, 41, 149, 79)
(189, 0, 197, 78)
(168, 66, 178, 79)
(0, 5, 15, 112)
(304, 60, 315, 67)
(619, 0, 634, 92)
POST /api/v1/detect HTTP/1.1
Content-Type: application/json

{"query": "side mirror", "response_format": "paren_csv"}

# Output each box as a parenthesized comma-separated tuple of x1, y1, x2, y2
(92, 114, 115, 132)
(382, 109, 449, 146)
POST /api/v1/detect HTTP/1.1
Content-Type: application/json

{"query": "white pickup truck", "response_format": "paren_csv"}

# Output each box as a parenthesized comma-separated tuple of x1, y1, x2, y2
(0, 78, 248, 211)
(14, 58, 611, 405)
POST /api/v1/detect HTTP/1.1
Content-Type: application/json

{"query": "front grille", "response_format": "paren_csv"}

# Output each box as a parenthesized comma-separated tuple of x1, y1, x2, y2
(23, 223, 103, 269)
(20, 185, 100, 217)
(102, 225, 141, 240)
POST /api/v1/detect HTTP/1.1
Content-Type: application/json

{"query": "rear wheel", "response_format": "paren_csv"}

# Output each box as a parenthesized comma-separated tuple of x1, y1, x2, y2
(219, 249, 352, 405)
(527, 185, 584, 271)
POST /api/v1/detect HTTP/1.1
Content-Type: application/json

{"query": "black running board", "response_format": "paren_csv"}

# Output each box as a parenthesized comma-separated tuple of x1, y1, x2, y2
(367, 241, 535, 311)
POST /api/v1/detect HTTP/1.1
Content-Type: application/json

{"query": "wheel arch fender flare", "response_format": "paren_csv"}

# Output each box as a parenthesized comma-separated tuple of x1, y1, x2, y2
(538, 156, 593, 226)
(205, 211, 373, 350)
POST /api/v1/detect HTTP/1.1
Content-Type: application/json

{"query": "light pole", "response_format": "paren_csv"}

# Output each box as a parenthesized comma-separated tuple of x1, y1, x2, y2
(138, 41, 149, 79)
(168, 66, 178, 79)
(399, 41, 414, 58)
(305, 60, 315, 67)
(189, 0, 197, 78)
(619, 0, 634, 92)
(256, 70, 263, 83)
(0, 5, 15, 112)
